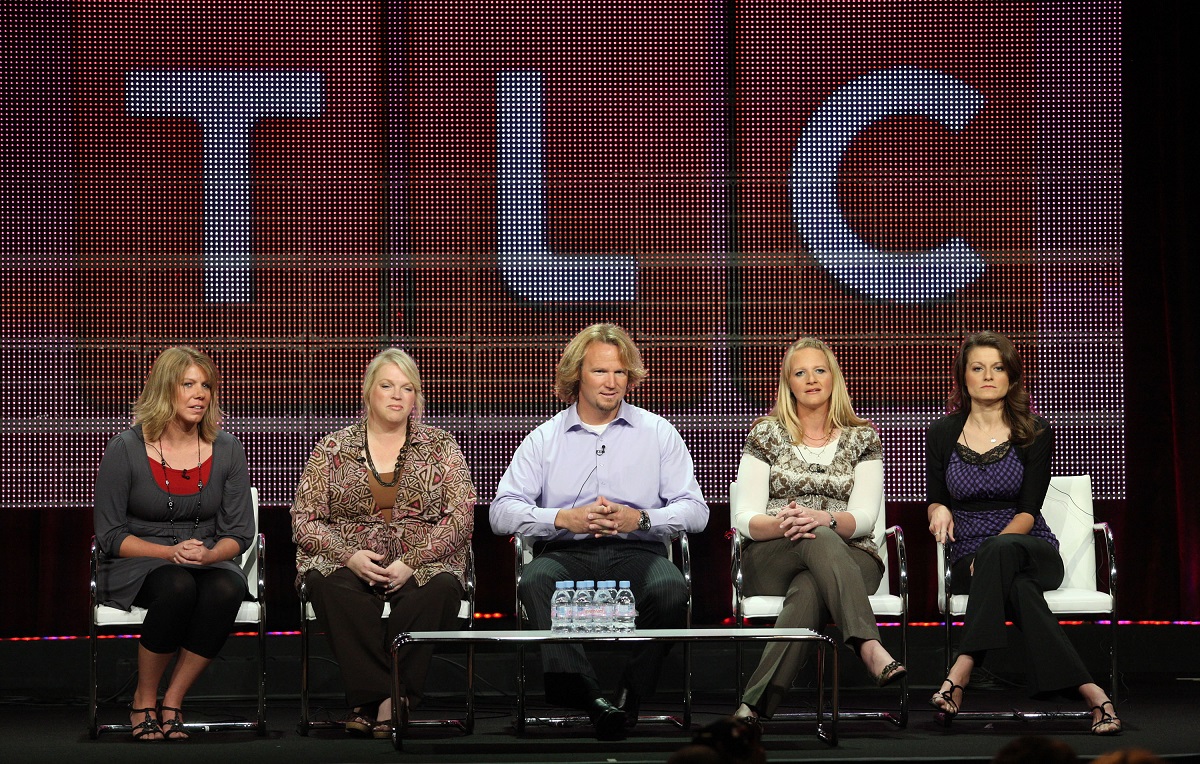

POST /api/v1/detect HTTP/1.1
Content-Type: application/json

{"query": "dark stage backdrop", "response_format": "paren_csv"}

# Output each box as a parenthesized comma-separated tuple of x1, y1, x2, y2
(5, 0, 1185, 639)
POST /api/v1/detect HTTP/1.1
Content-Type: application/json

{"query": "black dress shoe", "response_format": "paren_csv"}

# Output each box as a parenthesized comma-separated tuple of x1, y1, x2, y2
(615, 685, 641, 728)
(588, 698, 627, 740)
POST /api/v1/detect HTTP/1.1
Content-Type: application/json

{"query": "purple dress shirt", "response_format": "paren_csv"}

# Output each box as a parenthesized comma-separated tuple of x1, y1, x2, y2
(489, 401, 709, 542)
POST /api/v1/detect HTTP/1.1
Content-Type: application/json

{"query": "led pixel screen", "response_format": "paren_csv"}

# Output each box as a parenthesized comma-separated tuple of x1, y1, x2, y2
(2, 0, 1121, 511)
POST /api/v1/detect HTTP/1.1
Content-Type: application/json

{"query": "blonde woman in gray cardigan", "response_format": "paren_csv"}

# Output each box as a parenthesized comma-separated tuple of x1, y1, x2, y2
(94, 347, 254, 740)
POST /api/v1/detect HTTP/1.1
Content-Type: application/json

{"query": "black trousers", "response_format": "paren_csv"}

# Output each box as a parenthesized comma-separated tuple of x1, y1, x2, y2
(306, 568, 463, 709)
(952, 533, 1092, 696)
(133, 564, 247, 659)
(520, 538, 688, 704)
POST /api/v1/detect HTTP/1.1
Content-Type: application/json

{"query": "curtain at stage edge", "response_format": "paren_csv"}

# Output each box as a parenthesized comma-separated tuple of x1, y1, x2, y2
(1125, 2, 1200, 618)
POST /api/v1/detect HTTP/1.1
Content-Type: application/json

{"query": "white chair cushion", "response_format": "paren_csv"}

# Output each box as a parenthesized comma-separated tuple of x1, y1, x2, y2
(96, 600, 262, 628)
(94, 605, 150, 628)
(1044, 589, 1114, 614)
(304, 600, 472, 621)
(741, 593, 904, 620)
(942, 589, 1112, 618)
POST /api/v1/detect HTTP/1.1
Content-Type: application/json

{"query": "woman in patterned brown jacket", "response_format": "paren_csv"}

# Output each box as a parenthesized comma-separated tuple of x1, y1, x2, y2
(732, 337, 904, 723)
(291, 348, 475, 738)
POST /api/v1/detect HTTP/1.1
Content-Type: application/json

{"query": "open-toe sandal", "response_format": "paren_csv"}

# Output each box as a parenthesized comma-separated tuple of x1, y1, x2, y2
(158, 705, 189, 740)
(129, 705, 162, 741)
(875, 660, 907, 687)
(929, 678, 964, 721)
(733, 703, 764, 731)
(1091, 700, 1122, 736)
(344, 712, 374, 736)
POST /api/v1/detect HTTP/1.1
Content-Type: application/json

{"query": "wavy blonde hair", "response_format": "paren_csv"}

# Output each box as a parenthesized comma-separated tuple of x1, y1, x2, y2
(554, 324, 647, 403)
(361, 347, 426, 419)
(133, 346, 223, 443)
(760, 337, 869, 444)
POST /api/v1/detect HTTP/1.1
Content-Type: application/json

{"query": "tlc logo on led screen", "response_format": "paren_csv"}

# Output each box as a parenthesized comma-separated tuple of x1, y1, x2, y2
(74, 1, 1033, 412)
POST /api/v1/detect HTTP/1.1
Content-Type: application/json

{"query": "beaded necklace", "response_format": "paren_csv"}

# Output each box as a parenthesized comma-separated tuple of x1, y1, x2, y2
(364, 424, 407, 488)
(147, 433, 205, 544)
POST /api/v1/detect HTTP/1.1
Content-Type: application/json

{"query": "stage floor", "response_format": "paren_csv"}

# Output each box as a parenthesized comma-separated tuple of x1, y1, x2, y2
(5, 678, 1200, 764)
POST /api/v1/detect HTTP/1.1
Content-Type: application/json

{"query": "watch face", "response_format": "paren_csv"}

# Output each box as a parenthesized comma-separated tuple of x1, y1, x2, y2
(638, 511, 651, 531)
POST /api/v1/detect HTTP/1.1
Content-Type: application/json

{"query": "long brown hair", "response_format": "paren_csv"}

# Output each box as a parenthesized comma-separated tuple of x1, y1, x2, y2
(132, 346, 223, 442)
(759, 337, 870, 444)
(947, 331, 1045, 447)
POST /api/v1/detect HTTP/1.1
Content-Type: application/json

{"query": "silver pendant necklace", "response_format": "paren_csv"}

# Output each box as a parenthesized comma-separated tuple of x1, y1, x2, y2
(798, 430, 833, 473)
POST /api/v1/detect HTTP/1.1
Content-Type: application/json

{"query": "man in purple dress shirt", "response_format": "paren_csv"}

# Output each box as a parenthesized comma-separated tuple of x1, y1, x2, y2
(490, 324, 709, 739)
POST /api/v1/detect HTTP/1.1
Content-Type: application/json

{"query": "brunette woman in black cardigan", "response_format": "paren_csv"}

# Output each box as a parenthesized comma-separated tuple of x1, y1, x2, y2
(926, 332, 1120, 735)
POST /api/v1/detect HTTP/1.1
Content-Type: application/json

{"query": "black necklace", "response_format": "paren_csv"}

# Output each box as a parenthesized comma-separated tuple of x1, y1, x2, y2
(364, 426, 406, 488)
(148, 434, 205, 544)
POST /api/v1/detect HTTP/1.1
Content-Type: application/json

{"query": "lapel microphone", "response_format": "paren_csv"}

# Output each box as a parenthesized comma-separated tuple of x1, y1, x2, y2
(596, 445, 606, 456)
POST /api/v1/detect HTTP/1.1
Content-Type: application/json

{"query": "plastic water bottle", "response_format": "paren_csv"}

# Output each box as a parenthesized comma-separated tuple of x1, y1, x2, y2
(614, 580, 637, 634)
(593, 580, 616, 634)
(550, 581, 575, 633)
(572, 580, 595, 633)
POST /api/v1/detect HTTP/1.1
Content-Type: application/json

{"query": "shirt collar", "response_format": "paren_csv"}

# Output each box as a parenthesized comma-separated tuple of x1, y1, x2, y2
(564, 400, 638, 431)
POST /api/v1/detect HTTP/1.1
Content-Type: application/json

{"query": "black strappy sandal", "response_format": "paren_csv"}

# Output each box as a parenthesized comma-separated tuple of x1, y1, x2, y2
(930, 678, 964, 722)
(158, 705, 189, 740)
(129, 704, 162, 741)
(1091, 700, 1123, 736)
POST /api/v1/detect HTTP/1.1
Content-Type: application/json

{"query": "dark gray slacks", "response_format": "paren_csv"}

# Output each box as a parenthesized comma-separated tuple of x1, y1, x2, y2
(740, 528, 883, 717)
(519, 538, 688, 696)
(952, 533, 1092, 696)
(306, 567, 463, 709)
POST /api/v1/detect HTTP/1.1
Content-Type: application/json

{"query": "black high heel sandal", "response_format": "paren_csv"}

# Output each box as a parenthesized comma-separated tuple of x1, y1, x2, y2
(929, 678, 964, 723)
(158, 705, 189, 740)
(129, 704, 162, 741)
(1090, 700, 1122, 736)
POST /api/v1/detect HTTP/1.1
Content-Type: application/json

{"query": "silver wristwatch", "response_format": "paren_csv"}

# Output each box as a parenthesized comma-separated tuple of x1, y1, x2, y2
(637, 510, 652, 532)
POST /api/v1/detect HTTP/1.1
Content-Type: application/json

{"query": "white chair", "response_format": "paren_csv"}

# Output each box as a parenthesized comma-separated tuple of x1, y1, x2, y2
(730, 482, 909, 727)
(297, 545, 476, 734)
(937, 474, 1117, 720)
(512, 531, 693, 732)
(88, 487, 266, 738)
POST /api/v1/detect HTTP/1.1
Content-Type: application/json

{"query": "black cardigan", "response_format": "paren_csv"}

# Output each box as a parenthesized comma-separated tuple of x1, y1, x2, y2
(925, 410, 1053, 517)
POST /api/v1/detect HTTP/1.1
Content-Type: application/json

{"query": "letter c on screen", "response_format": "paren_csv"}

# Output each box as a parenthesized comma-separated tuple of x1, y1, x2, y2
(792, 66, 987, 303)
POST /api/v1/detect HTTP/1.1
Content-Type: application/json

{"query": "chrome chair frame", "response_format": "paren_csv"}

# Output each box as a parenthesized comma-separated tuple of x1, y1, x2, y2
(512, 531, 692, 733)
(88, 487, 266, 738)
(297, 545, 476, 735)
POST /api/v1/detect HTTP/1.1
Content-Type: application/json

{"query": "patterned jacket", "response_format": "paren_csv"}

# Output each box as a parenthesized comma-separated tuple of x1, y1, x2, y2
(291, 419, 475, 590)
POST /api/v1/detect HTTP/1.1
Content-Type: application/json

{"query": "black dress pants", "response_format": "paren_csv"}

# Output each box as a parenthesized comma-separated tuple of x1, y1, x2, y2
(306, 567, 463, 709)
(952, 533, 1092, 696)
(519, 538, 687, 706)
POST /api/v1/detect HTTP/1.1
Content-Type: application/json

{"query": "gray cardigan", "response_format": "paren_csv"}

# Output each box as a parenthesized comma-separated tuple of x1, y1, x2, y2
(93, 425, 254, 610)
